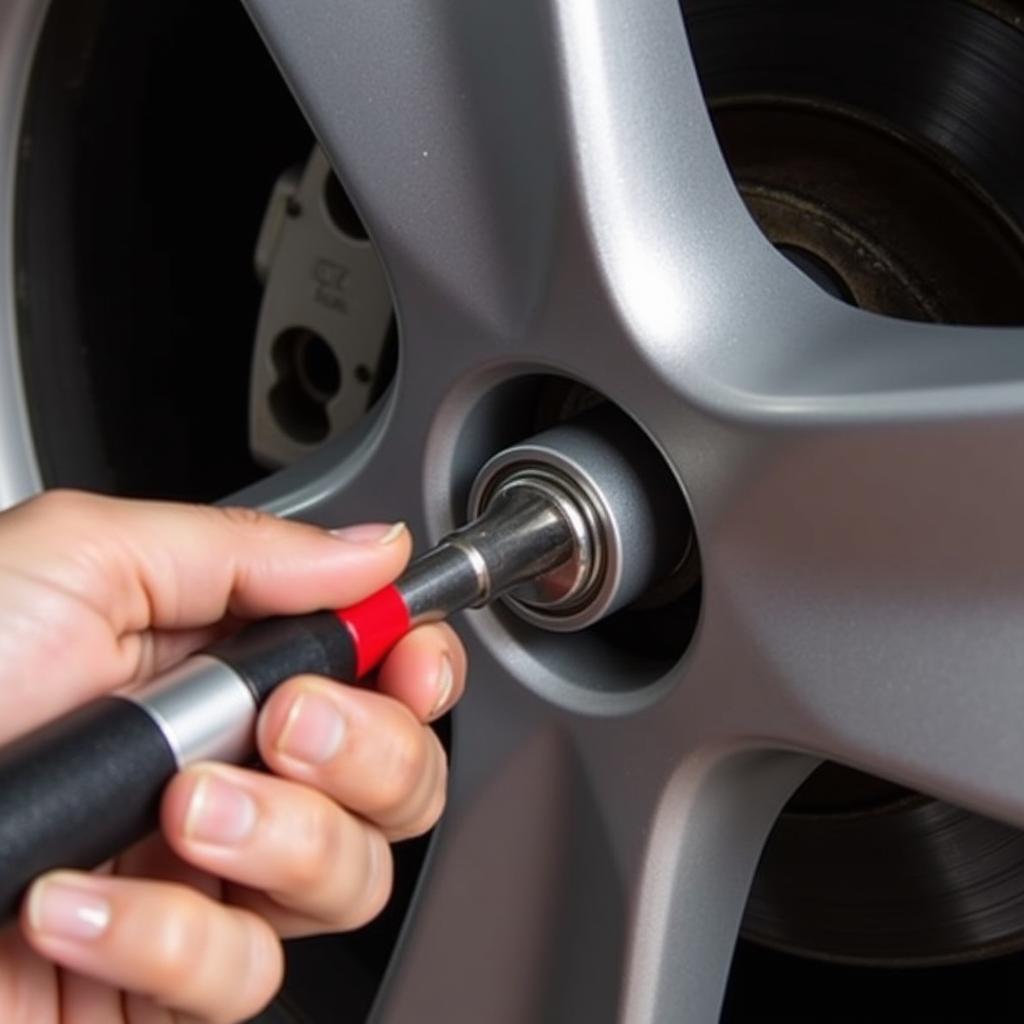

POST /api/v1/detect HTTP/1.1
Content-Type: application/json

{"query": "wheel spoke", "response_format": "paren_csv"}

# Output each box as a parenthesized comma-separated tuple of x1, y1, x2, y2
(617, 747, 813, 1024)
(368, 666, 812, 1024)
(230, 398, 418, 529)
(236, 425, 811, 1023)
(700, 308, 1024, 824)
(242, 0, 568, 339)
(704, 301, 1024, 412)
(242, 0, 786, 362)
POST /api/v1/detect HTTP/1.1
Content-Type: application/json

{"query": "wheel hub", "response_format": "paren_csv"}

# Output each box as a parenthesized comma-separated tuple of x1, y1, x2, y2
(470, 405, 693, 632)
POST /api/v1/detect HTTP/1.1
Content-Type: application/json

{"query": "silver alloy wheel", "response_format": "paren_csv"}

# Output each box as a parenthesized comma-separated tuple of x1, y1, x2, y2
(7, 0, 1024, 1020)
(0, 0, 44, 507)
(234, 0, 1024, 1019)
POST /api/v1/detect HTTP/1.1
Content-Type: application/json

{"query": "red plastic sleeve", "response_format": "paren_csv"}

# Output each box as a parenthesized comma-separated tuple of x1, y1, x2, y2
(335, 584, 411, 678)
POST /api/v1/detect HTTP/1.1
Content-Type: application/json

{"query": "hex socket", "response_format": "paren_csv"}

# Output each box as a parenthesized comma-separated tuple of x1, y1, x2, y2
(470, 405, 691, 631)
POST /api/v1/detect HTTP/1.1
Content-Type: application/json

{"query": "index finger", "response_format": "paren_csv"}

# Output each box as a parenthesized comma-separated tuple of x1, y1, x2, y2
(0, 491, 411, 632)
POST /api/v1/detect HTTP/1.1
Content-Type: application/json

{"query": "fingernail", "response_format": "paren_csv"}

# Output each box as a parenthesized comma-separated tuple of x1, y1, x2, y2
(277, 688, 346, 764)
(29, 875, 111, 941)
(330, 522, 406, 545)
(184, 771, 257, 846)
(429, 654, 454, 717)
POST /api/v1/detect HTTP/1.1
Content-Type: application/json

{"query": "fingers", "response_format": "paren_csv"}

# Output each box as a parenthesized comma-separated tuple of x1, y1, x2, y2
(161, 764, 393, 934)
(58, 970, 123, 1024)
(376, 622, 467, 721)
(156, 626, 462, 939)
(0, 490, 411, 737)
(21, 871, 283, 1024)
(256, 677, 449, 840)
(0, 926, 57, 1020)
(1, 490, 411, 629)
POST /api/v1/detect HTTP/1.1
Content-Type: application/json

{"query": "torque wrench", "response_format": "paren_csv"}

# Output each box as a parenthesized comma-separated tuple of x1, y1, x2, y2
(0, 468, 597, 922)
(0, 402, 693, 922)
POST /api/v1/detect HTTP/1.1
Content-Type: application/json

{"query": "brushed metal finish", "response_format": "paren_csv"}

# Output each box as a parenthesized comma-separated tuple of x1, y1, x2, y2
(125, 655, 257, 768)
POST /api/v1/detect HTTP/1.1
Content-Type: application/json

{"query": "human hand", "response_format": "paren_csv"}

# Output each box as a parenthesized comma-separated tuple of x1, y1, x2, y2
(0, 490, 466, 1022)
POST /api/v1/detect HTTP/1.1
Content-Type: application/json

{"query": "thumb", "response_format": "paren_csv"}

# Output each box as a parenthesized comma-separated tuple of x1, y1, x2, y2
(0, 492, 411, 740)
(0, 491, 411, 634)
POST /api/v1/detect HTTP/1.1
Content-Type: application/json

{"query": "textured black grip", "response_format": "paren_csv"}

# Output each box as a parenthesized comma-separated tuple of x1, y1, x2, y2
(0, 614, 355, 924)
(0, 697, 176, 921)
(208, 611, 357, 703)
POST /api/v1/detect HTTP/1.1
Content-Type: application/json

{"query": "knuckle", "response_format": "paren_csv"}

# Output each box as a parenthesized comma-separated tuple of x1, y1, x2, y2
(29, 488, 95, 523)
(371, 718, 432, 816)
(278, 801, 339, 891)
(420, 791, 448, 836)
(436, 622, 466, 661)
(177, 912, 282, 1024)
(353, 836, 396, 928)
(230, 915, 285, 1022)
(393, 740, 449, 839)
(146, 894, 281, 1022)
(419, 750, 450, 832)
(215, 504, 274, 531)
(147, 890, 214, 991)
(330, 832, 395, 931)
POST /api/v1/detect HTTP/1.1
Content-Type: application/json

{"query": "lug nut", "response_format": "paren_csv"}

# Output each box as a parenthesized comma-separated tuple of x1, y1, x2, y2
(469, 405, 691, 632)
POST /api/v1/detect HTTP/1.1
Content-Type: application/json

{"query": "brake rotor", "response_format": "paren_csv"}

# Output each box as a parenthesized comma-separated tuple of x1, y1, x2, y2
(684, 0, 1024, 965)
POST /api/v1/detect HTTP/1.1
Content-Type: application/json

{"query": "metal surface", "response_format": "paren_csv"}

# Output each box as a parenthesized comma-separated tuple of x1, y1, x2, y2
(125, 655, 257, 768)
(0, 0, 45, 508)
(399, 473, 587, 625)
(1, 0, 1023, 1018)
(482, 471, 599, 613)
(470, 406, 691, 631)
(748, 784, 1024, 966)
(697, 1, 1024, 968)
(250, 146, 393, 467)
(718, 101, 1024, 324)
(235, 0, 1024, 1017)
